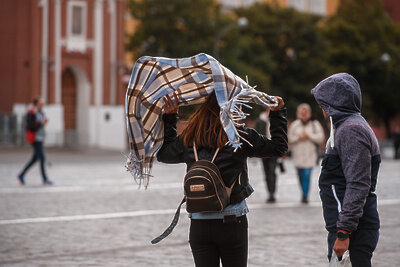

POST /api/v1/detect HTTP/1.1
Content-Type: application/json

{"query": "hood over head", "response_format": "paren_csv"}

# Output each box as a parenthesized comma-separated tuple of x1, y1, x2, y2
(311, 73, 361, 127)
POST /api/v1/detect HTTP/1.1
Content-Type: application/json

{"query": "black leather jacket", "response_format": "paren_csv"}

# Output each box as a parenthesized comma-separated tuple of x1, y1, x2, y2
(157, 108, 288, 204)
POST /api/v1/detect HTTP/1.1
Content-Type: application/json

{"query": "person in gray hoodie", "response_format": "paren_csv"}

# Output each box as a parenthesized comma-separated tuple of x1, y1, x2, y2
(311, 73, 380, 267)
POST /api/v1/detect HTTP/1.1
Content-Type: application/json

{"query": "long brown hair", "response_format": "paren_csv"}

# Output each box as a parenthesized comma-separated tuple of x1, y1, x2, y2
(181, 92, 228, 149)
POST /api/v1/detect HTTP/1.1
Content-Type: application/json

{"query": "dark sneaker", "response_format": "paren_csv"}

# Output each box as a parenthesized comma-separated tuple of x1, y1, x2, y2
(43, 179, 53, 186)
(301, 196, 309, 204)
(17, 175, 25, 185)
(266, 196, 276, 203)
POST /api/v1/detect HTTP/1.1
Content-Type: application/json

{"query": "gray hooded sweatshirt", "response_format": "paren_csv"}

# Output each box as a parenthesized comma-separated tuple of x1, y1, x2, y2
(311, 73, 380, 233)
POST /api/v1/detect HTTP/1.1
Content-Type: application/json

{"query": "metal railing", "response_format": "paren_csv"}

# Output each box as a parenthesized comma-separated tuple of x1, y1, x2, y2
(0, 113, 27, 147)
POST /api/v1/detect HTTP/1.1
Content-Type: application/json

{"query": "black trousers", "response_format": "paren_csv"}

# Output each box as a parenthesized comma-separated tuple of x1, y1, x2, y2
(189, 215, 248, 267)
(19, 141, 48, 181)
(327, 229, 379, 267)
(262, 157, 277, 196)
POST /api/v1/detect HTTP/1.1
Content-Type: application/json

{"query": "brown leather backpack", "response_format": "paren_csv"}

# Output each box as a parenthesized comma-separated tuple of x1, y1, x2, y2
(151, 143, 237, 244)
(184, 143, 236, 213)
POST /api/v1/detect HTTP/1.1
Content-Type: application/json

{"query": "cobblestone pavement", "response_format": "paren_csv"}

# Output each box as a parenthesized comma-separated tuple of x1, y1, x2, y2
(0, 148, 399, 266)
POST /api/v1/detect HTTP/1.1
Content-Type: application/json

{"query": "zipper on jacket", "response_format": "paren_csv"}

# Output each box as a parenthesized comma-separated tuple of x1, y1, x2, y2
(331, 185, 342, 213)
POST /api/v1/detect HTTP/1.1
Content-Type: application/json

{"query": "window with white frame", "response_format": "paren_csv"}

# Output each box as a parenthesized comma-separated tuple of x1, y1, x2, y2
(219, 0, 260, 9)
(309, 0, 326, 16)
(288, 0, 306, 12)
(288, 0, 326, 15)
(67, 1, 87, 51)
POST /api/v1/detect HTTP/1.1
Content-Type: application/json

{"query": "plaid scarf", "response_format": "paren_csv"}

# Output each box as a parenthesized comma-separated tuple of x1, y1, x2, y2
(125, 53, 277, 187)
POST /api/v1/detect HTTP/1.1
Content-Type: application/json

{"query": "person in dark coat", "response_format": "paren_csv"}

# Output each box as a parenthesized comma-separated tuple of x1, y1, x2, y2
(311, 73, 380, 267)
(255, 108, 279, 203)
(393, 124, 400, 159)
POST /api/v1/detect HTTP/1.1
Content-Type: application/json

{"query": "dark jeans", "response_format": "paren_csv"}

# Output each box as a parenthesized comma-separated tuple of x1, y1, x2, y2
(328, 229, 379, 267)
(262, 157, 277, 196)
(189, 215, 248, 267)
(19, 141, 48, 181)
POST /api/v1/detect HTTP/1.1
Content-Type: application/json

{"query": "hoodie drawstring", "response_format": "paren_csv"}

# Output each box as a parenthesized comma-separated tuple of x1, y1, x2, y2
(327, 116, 335, 149)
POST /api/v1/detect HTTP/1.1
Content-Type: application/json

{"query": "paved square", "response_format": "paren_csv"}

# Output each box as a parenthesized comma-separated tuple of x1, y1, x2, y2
(0, 148, 399, 266)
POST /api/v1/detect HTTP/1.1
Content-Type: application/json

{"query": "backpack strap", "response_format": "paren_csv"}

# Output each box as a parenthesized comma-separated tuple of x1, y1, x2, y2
(193, 142, 220, 163)
(151, 197, 186, 244)
(226, 173, 240, 198)
(193, 142, 199, 161)
(211, 147, 220, 163)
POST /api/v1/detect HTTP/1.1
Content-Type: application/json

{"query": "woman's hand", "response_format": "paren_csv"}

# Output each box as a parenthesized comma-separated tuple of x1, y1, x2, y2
(163, 92, 179, 114)
(299, 132, 309, 140)
(270, 96, 285, 111)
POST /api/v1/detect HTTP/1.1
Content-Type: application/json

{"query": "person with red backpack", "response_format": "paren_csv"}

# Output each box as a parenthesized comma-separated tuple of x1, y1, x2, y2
(18, 97, 53, 185)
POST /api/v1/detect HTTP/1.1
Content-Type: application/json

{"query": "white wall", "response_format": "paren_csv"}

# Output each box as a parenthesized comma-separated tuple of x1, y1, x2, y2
(89, 105, 126, 151)
(13, 103, 126, 150)
(12, 104, 27, 137)
(13, 103, 64, 147)
(43, 104, 64, 146)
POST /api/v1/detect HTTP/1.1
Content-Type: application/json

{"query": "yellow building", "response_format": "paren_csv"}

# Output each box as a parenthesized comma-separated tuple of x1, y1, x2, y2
(219, 0, 340, 16)
(261, 0, 340, 16)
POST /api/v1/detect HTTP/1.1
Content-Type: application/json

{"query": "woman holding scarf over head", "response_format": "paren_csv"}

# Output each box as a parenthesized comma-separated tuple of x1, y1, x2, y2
(158, 91, 286, 267)
(125, 54, 287, 267)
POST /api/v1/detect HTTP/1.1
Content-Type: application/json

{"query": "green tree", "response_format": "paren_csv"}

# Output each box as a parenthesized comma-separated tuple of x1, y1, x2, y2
(322, 0, 400, 137)
(225, 3, 329, 119)
(126, 0, 229, 58)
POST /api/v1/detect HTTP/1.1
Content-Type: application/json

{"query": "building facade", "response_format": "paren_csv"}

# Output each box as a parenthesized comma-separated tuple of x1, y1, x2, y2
(382, 0, 400, 24)
(0, 0, 127, 150)
(219, 0, 340, 16)
(220, 0, 398, 20)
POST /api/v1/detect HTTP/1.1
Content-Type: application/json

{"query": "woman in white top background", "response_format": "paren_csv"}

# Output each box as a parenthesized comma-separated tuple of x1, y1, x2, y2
(288, 103, 325, 203)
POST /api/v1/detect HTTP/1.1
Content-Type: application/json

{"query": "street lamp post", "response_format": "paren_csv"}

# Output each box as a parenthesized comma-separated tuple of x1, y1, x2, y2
(381, 52, 391, 63)
(213, 17, 248, 60)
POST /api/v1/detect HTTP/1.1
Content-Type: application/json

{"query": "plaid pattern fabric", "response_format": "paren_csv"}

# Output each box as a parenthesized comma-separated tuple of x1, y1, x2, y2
(125, 53, 276, 187)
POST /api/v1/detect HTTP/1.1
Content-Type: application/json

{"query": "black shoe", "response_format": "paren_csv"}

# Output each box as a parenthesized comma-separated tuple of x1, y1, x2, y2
(267, 196, 276, 203)
(301, 196, 308, 204)
(43, 179, 53, 186)
(17, 175, 25, 185)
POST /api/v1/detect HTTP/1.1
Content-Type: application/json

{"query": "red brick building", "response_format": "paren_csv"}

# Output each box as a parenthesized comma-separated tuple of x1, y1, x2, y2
(382, 0, 400, 24)
(0, 0, 127, 149)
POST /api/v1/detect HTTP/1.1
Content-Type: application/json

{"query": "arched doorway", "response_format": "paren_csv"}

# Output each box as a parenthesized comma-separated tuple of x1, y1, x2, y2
(62, 68, 77, 147)
(61, 66, 91, 147)
(62, 68, 77, 130)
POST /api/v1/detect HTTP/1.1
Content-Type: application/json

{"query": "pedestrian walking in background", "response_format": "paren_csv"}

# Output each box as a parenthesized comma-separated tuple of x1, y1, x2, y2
(17, 98, 53, 185)
(312, 73, 380, 266)
(393, 124, 400, 159)
(288, 103, 325, 203)
(255, 108, 283, 203)
(157, 92, 287, 267)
